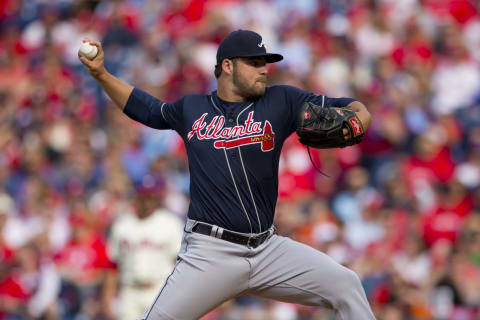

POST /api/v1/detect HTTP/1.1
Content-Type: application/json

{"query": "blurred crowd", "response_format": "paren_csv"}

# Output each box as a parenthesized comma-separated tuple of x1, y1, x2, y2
(1, 0, 480, 319)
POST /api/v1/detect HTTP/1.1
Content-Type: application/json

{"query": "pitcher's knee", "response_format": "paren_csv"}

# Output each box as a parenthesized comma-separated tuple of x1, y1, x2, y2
(345, 268, 363, 289)
(333, 267, 364, 299)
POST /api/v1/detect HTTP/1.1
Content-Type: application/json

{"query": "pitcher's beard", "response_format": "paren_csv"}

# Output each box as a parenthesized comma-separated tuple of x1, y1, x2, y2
(232, 70, 266, 100)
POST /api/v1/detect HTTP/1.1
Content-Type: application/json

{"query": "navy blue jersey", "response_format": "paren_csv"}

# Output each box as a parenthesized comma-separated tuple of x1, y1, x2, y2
(124, 85, 355, 233)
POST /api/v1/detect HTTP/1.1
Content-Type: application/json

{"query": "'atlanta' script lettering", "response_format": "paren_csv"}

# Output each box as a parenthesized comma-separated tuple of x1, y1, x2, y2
(187, 111, 262, 140)
(187, 111, 275, 152)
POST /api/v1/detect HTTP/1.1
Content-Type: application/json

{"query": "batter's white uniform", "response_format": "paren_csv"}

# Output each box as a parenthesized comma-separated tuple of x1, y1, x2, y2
(107, 208, 184, 320)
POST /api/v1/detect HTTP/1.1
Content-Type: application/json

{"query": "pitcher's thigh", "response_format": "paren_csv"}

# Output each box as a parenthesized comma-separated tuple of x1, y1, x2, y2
(250, 236, 375, 320)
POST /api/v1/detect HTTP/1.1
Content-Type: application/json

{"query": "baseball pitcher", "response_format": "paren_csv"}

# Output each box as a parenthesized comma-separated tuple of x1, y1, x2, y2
(80, 29, 375, 320)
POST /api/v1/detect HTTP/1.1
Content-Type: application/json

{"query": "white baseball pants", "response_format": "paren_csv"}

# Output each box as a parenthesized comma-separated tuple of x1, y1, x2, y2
(140, 219, 376, 320)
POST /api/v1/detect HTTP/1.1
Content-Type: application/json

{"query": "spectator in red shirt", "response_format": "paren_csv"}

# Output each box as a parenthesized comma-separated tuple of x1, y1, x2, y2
(54, 200, 114, 320)
(0, 243, 60, 320)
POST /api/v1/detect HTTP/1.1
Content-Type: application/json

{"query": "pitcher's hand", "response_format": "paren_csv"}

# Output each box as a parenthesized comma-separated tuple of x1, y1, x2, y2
(78, 39, 106, 80)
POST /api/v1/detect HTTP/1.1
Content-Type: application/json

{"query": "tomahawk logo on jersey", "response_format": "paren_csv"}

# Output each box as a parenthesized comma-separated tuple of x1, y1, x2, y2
(187, 111, 275, 152)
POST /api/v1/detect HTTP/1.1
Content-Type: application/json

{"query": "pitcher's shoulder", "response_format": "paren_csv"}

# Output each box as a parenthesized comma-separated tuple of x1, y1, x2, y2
(262, 84, 299, 103)
(180, 93, 211, 110)
(265, 84, 287, 94)
(182, 93, 209, 104)
(264, 84, 301, 97)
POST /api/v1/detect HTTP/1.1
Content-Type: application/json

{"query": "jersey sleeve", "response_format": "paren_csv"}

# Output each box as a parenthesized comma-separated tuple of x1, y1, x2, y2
(123, 88, 185, 135)
(278, 85, 357, 136)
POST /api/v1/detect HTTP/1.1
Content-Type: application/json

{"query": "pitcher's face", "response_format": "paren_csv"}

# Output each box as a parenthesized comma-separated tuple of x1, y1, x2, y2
(232, 57, 268, 100)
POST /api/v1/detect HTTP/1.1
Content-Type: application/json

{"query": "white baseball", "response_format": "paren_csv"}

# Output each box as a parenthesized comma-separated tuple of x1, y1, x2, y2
(78, 42, 98, 60)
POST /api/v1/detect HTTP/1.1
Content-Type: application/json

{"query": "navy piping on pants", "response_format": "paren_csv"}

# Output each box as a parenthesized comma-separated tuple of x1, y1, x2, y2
(142, 233, 189, 320)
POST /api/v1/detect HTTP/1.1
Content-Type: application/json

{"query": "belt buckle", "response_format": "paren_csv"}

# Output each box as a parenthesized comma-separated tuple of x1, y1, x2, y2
(247, 236, 257, 249)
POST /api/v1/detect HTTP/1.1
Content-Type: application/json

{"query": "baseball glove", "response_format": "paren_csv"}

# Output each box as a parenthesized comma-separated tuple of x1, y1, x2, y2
(296, 101, 364, 149)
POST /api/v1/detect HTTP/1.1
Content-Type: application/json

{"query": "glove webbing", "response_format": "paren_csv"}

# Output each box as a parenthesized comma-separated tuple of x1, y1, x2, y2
(303, 97, 326, 131)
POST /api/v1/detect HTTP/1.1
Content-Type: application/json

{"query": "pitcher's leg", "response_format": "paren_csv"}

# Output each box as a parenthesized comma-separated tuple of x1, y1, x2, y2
(142, 232, 250, 320)
(249, 235, 375, 320)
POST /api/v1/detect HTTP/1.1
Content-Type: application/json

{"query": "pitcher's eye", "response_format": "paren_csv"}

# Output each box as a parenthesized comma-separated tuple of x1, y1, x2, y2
(251, 61, 266, 67)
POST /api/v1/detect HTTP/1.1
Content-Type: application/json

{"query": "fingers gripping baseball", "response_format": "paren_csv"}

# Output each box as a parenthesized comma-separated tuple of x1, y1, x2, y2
(78, 39, 105, 79)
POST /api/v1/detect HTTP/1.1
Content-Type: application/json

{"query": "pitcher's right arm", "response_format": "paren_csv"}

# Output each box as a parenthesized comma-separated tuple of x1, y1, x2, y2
(78, 39, 185, 132)
(78, 39, 133, 111)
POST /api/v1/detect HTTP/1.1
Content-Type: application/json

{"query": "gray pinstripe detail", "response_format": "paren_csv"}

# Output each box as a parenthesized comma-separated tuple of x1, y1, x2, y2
(236, 104, 262, 232)
(210, 96, 253, 234)
(222, 147, 252, 234)
(160, 102, 167, 121)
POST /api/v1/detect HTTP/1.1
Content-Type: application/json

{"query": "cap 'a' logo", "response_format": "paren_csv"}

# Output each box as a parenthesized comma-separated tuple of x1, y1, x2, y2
(258, 41, 265, 48)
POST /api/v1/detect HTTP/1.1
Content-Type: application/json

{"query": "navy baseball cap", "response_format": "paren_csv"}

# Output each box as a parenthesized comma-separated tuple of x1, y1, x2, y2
(216, 30, 283, 64)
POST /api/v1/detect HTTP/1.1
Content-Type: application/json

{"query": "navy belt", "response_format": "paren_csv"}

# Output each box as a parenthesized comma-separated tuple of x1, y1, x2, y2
(192, 223, 273, 248)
